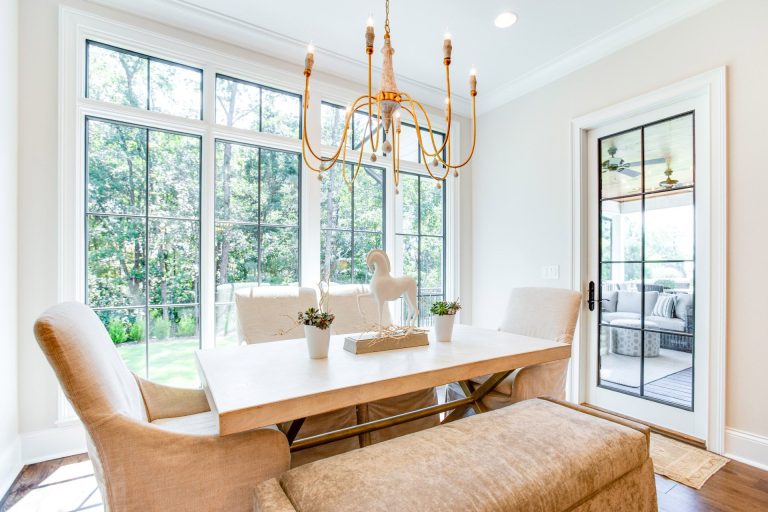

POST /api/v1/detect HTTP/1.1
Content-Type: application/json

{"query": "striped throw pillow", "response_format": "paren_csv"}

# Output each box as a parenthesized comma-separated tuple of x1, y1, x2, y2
(652, 293, 676, 318)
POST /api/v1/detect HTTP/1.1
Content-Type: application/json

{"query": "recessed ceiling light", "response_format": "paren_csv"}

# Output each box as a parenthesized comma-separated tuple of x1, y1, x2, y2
(494, 11, 518, 28)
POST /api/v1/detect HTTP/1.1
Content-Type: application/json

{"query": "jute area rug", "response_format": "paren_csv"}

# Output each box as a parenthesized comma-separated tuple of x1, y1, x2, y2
(650, 433, 729, 489)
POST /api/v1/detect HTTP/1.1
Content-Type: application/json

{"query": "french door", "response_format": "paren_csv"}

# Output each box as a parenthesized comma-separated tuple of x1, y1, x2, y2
(583, 97, 709, 439)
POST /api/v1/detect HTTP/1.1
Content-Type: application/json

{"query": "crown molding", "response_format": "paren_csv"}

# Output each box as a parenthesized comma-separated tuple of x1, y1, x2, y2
(479, 0, 727, 114)
(86, 0, 472, 115)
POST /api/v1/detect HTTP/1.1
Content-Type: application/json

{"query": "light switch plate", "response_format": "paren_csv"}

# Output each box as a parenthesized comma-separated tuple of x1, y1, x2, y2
(541, 265, 560, 280)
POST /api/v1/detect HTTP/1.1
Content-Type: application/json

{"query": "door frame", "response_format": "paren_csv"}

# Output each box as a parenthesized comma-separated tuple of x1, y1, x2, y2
(569, 67, 727, 453)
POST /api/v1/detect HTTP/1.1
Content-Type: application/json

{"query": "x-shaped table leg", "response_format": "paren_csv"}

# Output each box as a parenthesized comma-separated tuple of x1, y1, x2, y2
(443, 370, 513, 423)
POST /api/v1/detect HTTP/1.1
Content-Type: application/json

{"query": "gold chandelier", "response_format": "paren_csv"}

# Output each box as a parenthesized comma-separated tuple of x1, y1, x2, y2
(301, 0, 477, 192)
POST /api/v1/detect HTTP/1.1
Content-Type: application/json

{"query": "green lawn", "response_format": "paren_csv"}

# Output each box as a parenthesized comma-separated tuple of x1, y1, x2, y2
(117, 338, 201, 388)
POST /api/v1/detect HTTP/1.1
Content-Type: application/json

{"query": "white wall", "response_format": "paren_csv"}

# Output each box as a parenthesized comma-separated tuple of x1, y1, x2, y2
(0, 0, 21, 495)
(472, 0, 768, 465)
(15, 0, 473, 460)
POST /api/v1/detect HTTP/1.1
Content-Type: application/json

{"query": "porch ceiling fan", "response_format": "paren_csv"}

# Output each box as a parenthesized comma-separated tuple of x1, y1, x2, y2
(601, 146, 665, 178)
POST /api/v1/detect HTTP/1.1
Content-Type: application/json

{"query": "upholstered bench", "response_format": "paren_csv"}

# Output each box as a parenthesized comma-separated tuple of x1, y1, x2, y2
(253, 398, 657, 512)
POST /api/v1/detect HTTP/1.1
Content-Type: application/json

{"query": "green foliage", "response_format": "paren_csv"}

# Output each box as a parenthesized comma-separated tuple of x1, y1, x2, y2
(127, 321, 144, 342)
(430, 299, 461, 316)
(298, 307, 335, 330)
(152, 317, 171, 339)
(107, 318, 128, 344)
(177, 315, 196, 337)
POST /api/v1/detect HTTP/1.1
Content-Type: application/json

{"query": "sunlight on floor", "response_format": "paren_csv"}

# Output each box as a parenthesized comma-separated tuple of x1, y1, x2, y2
(7, 460, 103, 512)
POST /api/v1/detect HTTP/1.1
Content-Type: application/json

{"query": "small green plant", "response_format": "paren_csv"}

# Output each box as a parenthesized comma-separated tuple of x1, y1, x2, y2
(177, 315, 197, 337)
(127, 321, 144, 342)
(430, 299, 462, 316)
(152, 317, 171, 339)
(298, 307, 335, 330)
(107, 318, 127, 344)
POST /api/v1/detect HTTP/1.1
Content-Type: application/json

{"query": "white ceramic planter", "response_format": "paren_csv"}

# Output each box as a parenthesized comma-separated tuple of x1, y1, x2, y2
(305, 325, 331, 359)
(433, 314, 456, 342)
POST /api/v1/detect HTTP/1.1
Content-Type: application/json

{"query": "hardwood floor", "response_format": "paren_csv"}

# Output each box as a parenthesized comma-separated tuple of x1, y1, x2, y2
(2, 452, 767, 511)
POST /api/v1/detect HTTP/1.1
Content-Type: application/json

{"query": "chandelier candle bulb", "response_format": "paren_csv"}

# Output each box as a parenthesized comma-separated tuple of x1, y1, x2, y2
(365, 17, 375, 50)
(304, 44, 315, 73)
(469, 67, 477, 91)
(443, 33, 452, 62)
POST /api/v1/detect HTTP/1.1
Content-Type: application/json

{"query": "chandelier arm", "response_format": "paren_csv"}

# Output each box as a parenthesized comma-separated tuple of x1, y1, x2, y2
(412, 94, 476, 170)
(400, 93, 451, 158)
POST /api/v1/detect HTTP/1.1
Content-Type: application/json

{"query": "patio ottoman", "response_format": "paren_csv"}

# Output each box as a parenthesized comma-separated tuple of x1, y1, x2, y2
(611, 319, 660, 357)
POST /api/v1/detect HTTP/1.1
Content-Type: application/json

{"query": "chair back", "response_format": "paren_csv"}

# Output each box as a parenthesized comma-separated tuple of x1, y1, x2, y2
(499, 288, 581, 344)
(235, 286, 318, 343)
(33, 302, 148, 427)
(327, 284, 392, 335)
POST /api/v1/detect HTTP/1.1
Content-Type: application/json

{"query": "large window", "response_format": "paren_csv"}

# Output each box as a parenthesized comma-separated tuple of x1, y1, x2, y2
(320, 163, 385, 283)
(395, 173, 446, 325)
(85, 118, 201, 387)
(77, 32, 456, 386)
(214, 142, 300, 346)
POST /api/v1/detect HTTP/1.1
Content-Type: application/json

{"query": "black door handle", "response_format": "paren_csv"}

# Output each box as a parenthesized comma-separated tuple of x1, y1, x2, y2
(587, 281, 608, 311)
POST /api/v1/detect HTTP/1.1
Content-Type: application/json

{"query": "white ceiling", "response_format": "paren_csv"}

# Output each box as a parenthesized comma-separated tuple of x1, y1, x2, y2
(89, 0, 724, 114)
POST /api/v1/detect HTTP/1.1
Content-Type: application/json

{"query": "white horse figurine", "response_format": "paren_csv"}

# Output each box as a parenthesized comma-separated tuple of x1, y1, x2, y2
(358, 249, 419, 333)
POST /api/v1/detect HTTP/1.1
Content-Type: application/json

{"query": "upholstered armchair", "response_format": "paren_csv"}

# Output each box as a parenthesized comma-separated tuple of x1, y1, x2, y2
(328, 284, 439, 445)
(234, 286, 359, 466)
(448, 287, 581, 410)
(33, 302, 289, 512)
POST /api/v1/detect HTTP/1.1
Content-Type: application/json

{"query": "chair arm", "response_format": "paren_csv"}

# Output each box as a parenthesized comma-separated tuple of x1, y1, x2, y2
(134, 374, 211, 421)
(92, 415, 290, 512)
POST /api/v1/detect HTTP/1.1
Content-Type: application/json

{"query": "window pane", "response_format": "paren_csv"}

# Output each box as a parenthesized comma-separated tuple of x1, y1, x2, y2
(216, 76, 260, 131)
(601, 129, 642, 198)
(320, 164, 352, 229)
(148, 219, 199, 305)
(321, 230, 352, 283)
(149, 60, 202, 119)
(354, 166, 384, 232)
(148, 306, 200, 387)
(354, 232, 383, 283)
(420, 237, 443, 293)
(87, 43, 147, 108)
(321, 103, 350, 148)
(87, 215, 146, 308)
(261, 227, 299, 285)
(396, 234, 419, 283)
(262, 89, 300, 138)
(420, 178, 443, 236)
(599, 325, 641, 396)
(149, 131, 200, 218)
(215, 141, 259, 223)
(87, 120, 146, 216)
(395, 173, 419, 235)
(645, 262, 694, 296)
(645, 191, 694, 261)
(103, 308, 146, 377)
(398, 124, 420, 162)
(215, 303, 239, 347)
(600, 197, 642, 262)
(260, 149, 300, 225)
(600, 263, 643, 301)
(215, 223, 259, 288)
(645, 114, 694, 193)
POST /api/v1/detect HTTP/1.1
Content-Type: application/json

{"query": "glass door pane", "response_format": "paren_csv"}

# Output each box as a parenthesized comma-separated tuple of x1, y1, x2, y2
(598, 112, 695, 410)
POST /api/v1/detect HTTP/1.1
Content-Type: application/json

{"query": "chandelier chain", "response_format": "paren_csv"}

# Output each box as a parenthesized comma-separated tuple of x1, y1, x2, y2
(385, 0, 390, 35)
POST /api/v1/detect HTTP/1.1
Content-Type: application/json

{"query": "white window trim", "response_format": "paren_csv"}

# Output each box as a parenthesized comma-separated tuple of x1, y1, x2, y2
(58, 7, 464, 420)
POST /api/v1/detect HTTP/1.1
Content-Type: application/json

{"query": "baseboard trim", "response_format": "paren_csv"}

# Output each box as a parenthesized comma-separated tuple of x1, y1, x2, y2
(725, 428, 768, 471)
(20, 422, 87, 465)
(0, 437, 22, 499)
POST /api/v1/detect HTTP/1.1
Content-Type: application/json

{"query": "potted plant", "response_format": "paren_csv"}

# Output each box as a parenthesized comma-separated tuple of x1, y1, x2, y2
(298, 307, 335, 359)
(430, 299, 461, 342)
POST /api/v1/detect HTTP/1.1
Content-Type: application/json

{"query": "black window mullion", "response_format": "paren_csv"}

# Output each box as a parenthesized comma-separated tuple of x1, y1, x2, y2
(257, 147, 263, 285)
(146, 58, 151, 111)
(639, 126, 646, 398)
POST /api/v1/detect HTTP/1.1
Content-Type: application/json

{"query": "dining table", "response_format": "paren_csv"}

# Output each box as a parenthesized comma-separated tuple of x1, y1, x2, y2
(196, 324, 572, 451)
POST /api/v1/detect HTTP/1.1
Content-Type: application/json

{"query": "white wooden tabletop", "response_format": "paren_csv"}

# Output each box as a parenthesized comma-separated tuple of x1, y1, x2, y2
(196, 324, 571, 435)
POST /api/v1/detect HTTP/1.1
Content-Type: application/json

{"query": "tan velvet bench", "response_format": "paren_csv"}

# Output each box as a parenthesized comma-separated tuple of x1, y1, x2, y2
(253, 398, 657, 512)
